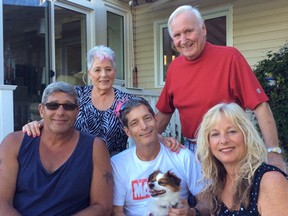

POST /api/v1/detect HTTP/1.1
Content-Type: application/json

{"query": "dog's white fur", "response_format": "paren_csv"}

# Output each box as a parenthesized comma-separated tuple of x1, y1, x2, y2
(144, 170, 183, 216)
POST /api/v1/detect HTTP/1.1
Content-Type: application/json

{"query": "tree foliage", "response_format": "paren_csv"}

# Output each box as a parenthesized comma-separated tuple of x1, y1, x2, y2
(254, 44, 288, 160)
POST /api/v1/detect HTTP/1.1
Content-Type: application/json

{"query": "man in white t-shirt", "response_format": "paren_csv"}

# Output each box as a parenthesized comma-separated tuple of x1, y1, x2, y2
(111, 97, 209, 216)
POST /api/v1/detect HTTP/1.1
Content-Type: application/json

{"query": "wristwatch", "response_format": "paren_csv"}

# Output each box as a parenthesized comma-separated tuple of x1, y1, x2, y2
(267, 147, 282, 154)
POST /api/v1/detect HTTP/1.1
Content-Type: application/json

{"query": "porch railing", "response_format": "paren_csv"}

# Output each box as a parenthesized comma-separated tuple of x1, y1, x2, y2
(118, 86, 258, 145)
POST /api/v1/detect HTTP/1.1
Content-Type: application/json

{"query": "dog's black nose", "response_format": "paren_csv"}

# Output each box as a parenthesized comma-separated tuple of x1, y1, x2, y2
(149, 182, 154, 189)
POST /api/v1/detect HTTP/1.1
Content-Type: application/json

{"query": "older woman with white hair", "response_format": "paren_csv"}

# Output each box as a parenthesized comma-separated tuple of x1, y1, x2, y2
(22, 45, 181, 156)
(23, 45, 134, 155)
(196, 102, 288, 216)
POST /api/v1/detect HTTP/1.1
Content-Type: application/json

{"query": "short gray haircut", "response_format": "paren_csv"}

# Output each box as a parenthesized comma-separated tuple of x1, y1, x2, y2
(41, 81, 79, 105)
(168, 5, 204, 37)
(87, 45, 116, 71)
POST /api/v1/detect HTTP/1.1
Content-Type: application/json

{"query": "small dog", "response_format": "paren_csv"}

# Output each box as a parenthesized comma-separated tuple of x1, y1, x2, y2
(144, 169, 183, 216)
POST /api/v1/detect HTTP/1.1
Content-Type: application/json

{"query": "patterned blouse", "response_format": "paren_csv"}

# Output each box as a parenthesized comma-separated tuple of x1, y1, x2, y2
(217, 163, 288, 216)
(74, 85, 134, 155)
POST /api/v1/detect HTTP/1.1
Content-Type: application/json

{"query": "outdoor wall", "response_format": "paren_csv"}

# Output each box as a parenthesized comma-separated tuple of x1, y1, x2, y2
(233, 0, 288, 67)
(133, 0, 288, 90)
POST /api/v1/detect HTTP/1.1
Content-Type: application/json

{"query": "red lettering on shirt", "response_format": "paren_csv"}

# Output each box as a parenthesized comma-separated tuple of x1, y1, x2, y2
(131, 179, 150, 200)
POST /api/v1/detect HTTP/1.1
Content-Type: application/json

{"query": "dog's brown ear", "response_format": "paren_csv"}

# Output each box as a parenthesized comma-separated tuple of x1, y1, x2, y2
(148, 169, 161, 182)
(167, 171, 181, 186)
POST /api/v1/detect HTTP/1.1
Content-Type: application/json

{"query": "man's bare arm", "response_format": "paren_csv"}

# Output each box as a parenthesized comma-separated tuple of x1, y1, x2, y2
(155, 111, 173, 134)
(112, 205, 125, 216)
(0, 132, 23, 215)
(73, 137, 113, 216)
(254, 102, 286, 172)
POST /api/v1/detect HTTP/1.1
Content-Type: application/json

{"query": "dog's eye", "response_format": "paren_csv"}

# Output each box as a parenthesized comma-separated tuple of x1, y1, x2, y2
(158, 181, 165, 185)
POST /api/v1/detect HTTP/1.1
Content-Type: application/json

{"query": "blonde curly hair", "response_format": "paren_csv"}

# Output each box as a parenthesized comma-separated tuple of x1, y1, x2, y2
(196, 103, 267, 214)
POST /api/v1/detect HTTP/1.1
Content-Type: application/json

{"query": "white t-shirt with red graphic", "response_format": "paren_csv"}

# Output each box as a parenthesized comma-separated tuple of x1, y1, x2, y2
(111, 143, 203, 216)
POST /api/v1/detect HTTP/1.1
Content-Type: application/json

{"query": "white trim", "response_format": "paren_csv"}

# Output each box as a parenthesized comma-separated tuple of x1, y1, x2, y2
(53, 0, 94, 80)
(202, 4, 233, 46)
(105, 2, 133, 88)
(49, 2, 56, 82)
(0, 85, 16, 91)
(154, 19, 167, 88)
(0, 85, 17, 141)
(56, 0, 94, 10)
(0, 0, 3, 85)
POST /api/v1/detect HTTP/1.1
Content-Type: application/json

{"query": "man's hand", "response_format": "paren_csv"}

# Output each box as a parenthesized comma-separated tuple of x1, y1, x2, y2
(22, 120, 43, 137)
(159, 135, 185, 153)
(267, 152, 287, 173)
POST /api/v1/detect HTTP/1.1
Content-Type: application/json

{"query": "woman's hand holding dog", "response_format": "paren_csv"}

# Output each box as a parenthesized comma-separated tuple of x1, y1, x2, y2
(168, 199, 196, 216)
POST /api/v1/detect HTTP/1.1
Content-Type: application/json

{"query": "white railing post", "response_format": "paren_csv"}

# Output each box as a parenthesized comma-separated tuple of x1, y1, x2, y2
(0, 85, 17, 142)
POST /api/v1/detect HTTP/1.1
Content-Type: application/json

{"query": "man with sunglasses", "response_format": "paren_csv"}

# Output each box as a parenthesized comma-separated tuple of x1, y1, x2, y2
(0, 82, 112, 215)
(111, 97, 209, 216)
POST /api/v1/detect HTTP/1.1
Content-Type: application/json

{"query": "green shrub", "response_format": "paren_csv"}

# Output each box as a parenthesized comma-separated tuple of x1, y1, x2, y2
(254, 44, 288, 161)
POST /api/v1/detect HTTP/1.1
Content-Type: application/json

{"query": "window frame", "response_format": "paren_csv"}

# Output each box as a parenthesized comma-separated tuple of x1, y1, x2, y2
(154, 20, 168, 87)
(105, 3, 133, 87)
(202, 5, 233, 47)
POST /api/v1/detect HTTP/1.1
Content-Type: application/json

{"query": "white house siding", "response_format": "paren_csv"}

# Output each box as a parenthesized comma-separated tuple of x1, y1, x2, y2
(233, 0, 288, 68)
(133, 0, 288, 90)
(133, 5, 172, 90)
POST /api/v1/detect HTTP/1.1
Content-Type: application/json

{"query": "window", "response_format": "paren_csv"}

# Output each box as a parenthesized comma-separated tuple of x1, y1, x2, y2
(206, 16, 226, 46)
(154, 20, 169, 87)
(155, 6, 232, 87)
(107, 11, 124, 80)
(162, 27, 180, 83)
(106, 5, 133, 87)
(54, 6, 87, 86)
(3, 0, 49, 130)
(202, 6, 233, 46)
(2, 0, 92, 130)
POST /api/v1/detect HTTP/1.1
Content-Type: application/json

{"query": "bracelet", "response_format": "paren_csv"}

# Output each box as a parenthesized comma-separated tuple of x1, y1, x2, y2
(194, 207, 201, 216)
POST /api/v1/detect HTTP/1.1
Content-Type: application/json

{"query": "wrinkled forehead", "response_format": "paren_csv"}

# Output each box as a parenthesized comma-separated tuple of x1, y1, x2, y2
(126, 104, 151, 119)
(94, 55, 113, 64)
(46, 92, 76, 103)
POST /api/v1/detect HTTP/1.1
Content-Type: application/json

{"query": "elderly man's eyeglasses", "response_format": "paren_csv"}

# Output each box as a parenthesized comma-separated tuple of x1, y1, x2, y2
(44, 102, 78, 111)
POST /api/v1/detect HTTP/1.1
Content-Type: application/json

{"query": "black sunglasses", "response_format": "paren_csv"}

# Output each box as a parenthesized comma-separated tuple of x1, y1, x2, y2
(120, 97, 145, 112)
(44, 102, 78, 111)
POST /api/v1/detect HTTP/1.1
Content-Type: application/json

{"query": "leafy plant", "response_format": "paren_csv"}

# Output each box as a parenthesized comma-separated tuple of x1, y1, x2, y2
(254, 43, 288, 161)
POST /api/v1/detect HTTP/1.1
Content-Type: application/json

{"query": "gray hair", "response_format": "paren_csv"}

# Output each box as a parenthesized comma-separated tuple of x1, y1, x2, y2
(168, 5, 204, 37)
(119, 97, 155, 127)
(87, 45, 116, 71)
(41, 81, 79, 105)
